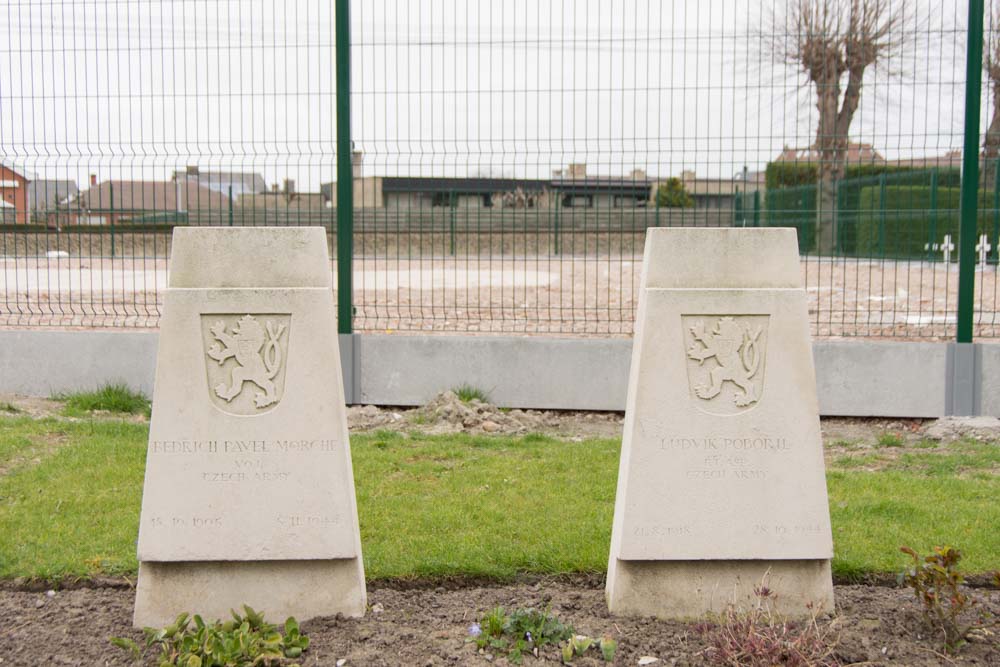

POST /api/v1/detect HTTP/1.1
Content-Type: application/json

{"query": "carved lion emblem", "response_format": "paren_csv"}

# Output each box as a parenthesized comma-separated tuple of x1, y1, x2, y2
(684, 316, 768, 413)
(202, 314, 290, 414)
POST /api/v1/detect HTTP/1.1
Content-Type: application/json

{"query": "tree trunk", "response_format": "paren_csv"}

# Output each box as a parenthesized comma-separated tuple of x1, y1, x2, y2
(815, 81, 844, 256)
(983, 79, 1000, 187)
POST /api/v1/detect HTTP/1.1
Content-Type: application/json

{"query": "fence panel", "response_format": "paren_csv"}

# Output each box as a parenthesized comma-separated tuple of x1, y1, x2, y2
(0, 1, 993, 339)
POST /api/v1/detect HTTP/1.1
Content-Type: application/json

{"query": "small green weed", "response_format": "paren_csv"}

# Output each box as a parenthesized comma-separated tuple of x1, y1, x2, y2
(899, 545, 994, 653)
(561, 635, 617, 663)
(111, 605, 309, 666)
(57, 382, 149, 416)
(913, 439, 939, 449)
(453, 384, 490, 403)
(0, 401, 20, 414)
(470, 606, 613, 663)
(876, 432, 905, 448)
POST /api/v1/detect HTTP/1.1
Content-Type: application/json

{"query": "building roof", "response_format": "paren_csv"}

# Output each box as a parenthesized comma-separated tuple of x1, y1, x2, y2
(886, 150, 962, 169)
(76, 180, 231, 212)
(676, 170, 765, 196)
(550, 176, 652, 197)
(0, 162, 33, 181)
(27, 179, 79, 209)
(172, 170, 267, 196)
(381, 176, 550, 194)
(774, 142, 886, 165)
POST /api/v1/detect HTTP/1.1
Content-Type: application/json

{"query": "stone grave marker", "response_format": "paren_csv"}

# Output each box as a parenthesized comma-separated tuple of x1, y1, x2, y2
(606, 227, 834, 618)
(134, 227, 366, 627)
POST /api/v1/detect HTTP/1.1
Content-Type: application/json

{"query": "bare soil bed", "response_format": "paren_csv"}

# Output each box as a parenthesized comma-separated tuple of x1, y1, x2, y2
(1, 579, 998, 666)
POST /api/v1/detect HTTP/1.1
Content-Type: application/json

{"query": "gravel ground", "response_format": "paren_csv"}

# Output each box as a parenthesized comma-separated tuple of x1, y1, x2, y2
(4, 255, 999, 338)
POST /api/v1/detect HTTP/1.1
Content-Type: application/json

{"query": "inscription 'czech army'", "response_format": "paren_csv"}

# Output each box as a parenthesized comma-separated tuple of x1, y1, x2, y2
(683, 315, 768, 415)
(202, 314, 291, 415)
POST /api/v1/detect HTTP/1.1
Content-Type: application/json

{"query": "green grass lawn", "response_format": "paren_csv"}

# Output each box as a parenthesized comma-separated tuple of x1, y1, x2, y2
(0, 416, 997, 582)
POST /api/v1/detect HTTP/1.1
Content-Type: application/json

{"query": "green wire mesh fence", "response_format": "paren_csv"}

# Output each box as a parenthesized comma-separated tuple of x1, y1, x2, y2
(1, 0, 998, 339)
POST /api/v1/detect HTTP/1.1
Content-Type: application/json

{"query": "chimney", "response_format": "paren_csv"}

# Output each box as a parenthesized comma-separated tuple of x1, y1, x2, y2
(568, 163, 586, 178)
(186, 165, 199, 176)
(90, 174, 97, 187)
(272, 183, 279, 193)
(630, 168, 646, 180)
(283, 179, 295, 194)
(175, 179, 185, 213)
(352, 151, 363, 179)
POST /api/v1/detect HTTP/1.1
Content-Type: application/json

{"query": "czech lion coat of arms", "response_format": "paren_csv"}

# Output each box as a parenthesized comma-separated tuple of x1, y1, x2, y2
(202, 314, 291, 415)
(682, 315, 768, 415)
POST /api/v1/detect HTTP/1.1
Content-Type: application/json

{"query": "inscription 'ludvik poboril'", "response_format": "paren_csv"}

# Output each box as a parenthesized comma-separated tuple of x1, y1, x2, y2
(150, 438, 339, 454)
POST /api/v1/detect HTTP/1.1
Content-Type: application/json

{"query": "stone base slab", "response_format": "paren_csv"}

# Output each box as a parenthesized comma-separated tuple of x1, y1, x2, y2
(134, 559, 366, 628)
(605, 558, 834, 620)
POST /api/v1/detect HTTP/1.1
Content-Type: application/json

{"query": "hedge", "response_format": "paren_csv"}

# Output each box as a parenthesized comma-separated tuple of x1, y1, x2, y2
(854, 185, 1000, 258)
(764, 184, 817, 252)
(765, 162, 961, 191)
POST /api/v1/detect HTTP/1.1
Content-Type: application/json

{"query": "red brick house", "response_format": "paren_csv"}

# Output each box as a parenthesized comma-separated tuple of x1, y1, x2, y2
(0, 163, 30, 224)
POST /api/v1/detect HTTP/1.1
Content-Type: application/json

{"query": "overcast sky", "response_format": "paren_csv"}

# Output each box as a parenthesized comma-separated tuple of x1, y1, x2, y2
(0, 0, 976, 192)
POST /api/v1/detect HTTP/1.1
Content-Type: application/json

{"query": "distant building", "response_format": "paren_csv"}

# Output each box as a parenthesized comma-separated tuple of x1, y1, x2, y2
(322, 176, 551, 210)
(774, 142, 887, 166)
(321, 161, 652, 210)
(885, 150, 962, 170)
(0, 163, 30, 224)
(660, 170, 764, 211)
(380, 176, 550, 210)
(237, 180, 327, 212)
(550, 165, 652, 209)
(65, 179, 230, 225)
(27, 179, 79, 222)
(171, 167, 266, 198)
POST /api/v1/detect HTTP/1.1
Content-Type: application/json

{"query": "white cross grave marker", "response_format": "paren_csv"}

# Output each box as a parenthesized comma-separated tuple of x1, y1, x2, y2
(977, 234, 992, 267)
(941, 234, 955, 263)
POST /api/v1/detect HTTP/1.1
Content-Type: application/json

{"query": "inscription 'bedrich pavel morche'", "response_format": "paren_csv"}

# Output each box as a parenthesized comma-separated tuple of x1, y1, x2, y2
(149, 438, 340, 454)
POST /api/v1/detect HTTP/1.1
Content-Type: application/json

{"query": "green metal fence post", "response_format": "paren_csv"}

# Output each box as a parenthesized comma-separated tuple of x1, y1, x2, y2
(878, 173, 887, 256)
(449, 192, 456, 255)
(109, 181, 115, 259)
(335, 0, 353, 334)
(753, 191, 760, 227)
(553, 195, 561, 255)
(734, 187, 742, 226)
(228, 185, 234, 226)
(929, 169, 939, 261)
(958, 0, 985, 343)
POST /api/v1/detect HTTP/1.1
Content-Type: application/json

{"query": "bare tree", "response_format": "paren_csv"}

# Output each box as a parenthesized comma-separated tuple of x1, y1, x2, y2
(767, 0, 909, 254)
(984, 6, 1000, 165)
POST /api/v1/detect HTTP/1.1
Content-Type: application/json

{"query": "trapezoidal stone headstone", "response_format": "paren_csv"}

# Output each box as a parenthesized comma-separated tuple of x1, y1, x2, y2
(133, 227, 366, 628)
(606, 227, 834, 619)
